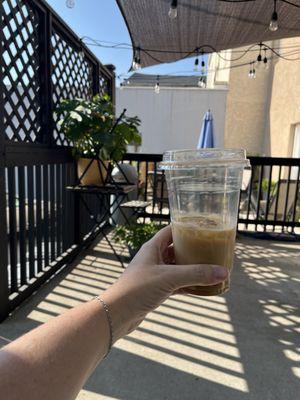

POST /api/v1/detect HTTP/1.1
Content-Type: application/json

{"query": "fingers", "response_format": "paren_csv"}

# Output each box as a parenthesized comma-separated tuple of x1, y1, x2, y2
(162, 245, 175, 264)
(149, 225, 172, 249)
(164, 264, 228, 290)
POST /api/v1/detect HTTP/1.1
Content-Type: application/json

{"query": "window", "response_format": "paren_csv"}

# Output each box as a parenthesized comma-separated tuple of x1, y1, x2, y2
(291, 125, 300, 179)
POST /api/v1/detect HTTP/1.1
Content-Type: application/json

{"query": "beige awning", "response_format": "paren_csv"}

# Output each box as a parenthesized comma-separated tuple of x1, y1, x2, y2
(116, 0, 300, 68)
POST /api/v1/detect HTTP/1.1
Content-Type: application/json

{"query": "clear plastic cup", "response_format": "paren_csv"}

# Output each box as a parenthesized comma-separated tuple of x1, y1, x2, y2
(159, 149, 250, 296)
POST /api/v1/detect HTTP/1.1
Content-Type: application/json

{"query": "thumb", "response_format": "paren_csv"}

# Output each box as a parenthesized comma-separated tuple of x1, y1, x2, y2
(165, 264, 228, 290)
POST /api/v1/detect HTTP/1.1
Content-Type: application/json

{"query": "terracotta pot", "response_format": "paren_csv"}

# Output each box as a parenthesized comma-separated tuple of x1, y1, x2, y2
(77, 158, 109, 186)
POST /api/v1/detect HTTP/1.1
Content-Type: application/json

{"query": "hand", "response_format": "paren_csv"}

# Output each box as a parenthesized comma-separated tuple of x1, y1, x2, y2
(102, 225, 228, 342)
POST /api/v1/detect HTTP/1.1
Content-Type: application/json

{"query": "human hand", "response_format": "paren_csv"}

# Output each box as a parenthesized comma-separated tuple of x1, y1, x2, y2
(102, 225, 228, 342)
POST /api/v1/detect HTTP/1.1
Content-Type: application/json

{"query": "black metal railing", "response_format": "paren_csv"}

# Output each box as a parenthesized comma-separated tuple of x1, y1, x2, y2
(123, 154, 300, 236)
(0, 0, 115, 321)
(238, 157, 300, 235)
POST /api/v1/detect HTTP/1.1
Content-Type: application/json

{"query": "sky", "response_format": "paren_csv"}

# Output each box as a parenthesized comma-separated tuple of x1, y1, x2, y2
(47, 0, 202, 85)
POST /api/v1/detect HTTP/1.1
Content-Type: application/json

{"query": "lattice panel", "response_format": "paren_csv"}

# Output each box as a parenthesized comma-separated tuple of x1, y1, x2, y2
(51, 32, 93, 146)
(99, 72, 110, 98)
(2, 0, 42, 142)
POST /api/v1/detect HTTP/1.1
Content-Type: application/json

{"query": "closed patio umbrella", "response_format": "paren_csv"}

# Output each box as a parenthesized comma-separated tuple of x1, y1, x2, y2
(197, 110, 214, 149)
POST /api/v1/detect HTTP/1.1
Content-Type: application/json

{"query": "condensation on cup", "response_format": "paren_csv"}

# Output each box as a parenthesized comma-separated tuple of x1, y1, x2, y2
(159, 149, 250, 296)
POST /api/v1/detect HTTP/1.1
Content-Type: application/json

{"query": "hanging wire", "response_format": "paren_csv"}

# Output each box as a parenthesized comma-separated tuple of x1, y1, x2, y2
(81, 36, 300, 64)
(219, 0, 300, 6)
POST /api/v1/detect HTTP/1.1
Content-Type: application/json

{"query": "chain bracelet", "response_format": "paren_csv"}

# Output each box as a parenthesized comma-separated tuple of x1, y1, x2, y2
(94, 296, 113, 357)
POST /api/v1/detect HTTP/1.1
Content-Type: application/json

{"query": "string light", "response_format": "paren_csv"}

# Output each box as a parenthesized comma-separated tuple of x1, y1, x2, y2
(248, 62, 256, 78)
(154, 75, 160, 93)
(256, 43, 262, 69)
(263, 48, 269, 69)
(168, 0, 178, 19)
(198, 77, 206, 88)
(194, 49, 199, 71)
(66, 0, 75, 8)
(201, 52, 206, 75)
(132, 47, 141, 70)
(269, 0, 279, 31)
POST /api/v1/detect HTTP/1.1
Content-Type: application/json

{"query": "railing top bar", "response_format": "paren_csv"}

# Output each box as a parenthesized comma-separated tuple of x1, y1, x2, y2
(248, 156, 300, 166)
(124, 153, 163, 162)
(29, 0, 114, 79)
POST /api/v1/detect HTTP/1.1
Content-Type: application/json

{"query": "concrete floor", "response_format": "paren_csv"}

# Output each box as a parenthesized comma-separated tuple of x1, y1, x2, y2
(0, 233, 300, 400)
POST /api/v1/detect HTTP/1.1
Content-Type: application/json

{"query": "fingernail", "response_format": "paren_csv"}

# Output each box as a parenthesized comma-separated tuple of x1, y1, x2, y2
(212, 266, 228, 280)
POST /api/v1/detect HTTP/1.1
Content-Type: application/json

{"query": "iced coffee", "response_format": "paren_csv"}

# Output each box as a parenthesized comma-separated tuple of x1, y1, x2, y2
(159, 148, 250, 296)
(172, 215, 236, 296)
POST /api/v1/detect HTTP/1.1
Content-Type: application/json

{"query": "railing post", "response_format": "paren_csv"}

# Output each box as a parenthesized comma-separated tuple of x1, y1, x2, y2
(39, 8, 53, 146)
(105, 64, 116, 104)
(0, 2, 10, 321)
(74, 192, 82, 245)
(92, 62, 100, 96)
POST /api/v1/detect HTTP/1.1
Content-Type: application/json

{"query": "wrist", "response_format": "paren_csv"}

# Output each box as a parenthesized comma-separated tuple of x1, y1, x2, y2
(100, 283, 139, 343)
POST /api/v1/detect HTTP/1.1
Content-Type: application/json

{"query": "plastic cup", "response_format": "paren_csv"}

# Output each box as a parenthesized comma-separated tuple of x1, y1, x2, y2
(159, 149, 250, 296)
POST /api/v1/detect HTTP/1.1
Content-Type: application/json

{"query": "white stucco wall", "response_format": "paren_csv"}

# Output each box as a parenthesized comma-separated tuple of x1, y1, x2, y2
(116, 87, 228, 154)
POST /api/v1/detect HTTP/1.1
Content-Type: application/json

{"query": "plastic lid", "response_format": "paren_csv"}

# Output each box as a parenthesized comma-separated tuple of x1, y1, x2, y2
(159, 148, 250, 170)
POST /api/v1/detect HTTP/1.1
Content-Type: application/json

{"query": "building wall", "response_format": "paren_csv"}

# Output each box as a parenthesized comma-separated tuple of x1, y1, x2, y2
(269, 37, 300, 157)
(210, 38, 300, 157)
(222, 44, 275, 156)
(116, 87, 228, 154)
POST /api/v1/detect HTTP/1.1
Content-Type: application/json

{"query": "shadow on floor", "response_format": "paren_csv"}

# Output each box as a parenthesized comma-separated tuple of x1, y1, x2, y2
(1, 234, 300, 400)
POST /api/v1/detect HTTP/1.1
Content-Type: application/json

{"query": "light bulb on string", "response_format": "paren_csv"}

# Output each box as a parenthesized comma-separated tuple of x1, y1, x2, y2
(194, 58, 199, 72)
(66, 0, 75, 8)
(269, 0, 279, 31)
(198, 77, 205, 88)
(154, 76, 160, 94)
(256, 44, 262, 69)
(200, 52, 206, 75)
(263, 48, 269, 70)
(132, 48, 141, 71)
(248, 62, 254, 78)
(194, 48, 200, 71)
(168, 0, 178, 19)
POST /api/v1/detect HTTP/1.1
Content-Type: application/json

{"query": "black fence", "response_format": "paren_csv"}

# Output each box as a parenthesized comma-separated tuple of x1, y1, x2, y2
(0, 0, 115, 321)
(123, 154, 300, 236)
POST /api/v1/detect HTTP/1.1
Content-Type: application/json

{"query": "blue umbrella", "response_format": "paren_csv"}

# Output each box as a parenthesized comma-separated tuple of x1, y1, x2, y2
(197, 110, 214, 149)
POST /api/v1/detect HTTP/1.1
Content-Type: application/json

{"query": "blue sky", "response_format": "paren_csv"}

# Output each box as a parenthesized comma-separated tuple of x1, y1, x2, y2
(47, 0, 202, 85)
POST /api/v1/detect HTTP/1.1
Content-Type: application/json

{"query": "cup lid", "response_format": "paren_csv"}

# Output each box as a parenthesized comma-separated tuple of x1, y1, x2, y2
(159, 148, 250, 170)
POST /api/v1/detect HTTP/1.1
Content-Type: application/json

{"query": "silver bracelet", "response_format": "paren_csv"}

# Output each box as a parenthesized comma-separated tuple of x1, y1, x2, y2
(94, 296, 113, 357)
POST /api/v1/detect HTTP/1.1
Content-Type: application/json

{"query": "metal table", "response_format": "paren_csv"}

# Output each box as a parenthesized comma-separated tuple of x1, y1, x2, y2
(66, 184, 136, 267)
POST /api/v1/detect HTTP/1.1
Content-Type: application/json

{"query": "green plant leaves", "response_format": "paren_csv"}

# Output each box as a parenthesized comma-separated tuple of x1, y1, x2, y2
(113, 222, 163, 250)
(54, 95, 141, 160)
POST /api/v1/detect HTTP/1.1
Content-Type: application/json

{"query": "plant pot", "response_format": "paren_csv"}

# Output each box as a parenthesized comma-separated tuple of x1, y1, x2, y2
(77, 158, 109, 186)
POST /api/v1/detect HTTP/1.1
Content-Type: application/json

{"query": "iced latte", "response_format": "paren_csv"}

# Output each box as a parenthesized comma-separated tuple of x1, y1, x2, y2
(160, 148, 249, 297)
(172, 215, 236, 296)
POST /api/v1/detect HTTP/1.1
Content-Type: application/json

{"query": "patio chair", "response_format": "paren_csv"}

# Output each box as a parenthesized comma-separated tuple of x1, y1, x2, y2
(239, 168, 257, 213)
(266, 179, 299, 221)
(148, 171, 169, 211)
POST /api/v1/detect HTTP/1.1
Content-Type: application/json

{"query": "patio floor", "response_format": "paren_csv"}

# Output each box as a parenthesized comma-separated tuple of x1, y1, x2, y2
(0, 233, 300, 400)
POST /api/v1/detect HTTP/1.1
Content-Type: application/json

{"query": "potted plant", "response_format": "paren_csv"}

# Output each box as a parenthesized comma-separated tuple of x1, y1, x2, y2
(113, 222, 163, 258)
(261, 178, 277, 199)
(55, 94, 141, 186)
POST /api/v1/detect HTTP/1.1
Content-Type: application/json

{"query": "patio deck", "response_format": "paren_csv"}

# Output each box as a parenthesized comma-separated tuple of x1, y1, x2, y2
(0, 233, 300, 400)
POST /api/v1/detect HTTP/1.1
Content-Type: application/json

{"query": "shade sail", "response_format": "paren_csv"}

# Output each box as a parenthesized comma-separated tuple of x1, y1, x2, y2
(116, 0, 300, 69)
